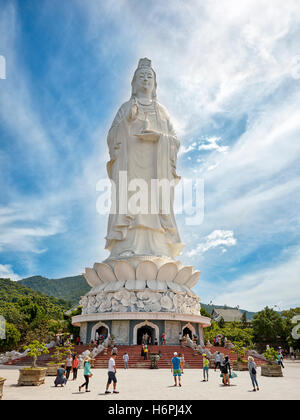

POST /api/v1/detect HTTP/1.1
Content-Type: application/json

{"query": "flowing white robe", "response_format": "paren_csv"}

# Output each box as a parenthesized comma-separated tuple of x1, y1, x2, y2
(105, 99, 184, 259)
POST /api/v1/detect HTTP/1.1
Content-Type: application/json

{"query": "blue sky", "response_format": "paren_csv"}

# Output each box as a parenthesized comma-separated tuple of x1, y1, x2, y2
(1, 0, 300, 311)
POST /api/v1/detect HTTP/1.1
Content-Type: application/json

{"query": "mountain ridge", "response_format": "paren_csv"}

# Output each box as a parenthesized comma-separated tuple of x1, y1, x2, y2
(18, 275, 257, 319)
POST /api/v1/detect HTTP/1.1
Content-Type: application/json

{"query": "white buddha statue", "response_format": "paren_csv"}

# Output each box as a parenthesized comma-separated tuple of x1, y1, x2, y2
(105, 58, 184, 260)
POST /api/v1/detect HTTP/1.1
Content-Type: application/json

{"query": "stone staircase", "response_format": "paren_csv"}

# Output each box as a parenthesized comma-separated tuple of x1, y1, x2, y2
(5, 344, 265, 369)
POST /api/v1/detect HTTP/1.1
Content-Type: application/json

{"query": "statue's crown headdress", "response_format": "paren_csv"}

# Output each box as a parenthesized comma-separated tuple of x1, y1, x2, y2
(137, 58, 152, 69)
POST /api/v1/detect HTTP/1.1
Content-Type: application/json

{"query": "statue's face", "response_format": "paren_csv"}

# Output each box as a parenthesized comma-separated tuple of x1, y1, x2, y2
(134, 67, 155, 94)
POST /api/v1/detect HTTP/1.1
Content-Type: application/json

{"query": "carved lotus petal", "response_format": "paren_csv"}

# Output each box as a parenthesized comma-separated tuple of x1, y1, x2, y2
(135, 280, 146, 290)
(186, 271, 200, 288)
(156, 280, 168, 292)
(166, 281, 185, 294)
(104, 281, 123, 292)
(84, 268, 102, 288)
(94, 263, 117, 283)
(136, 261, 157, 281)
(160, 294, 173, 310)
(157, 262, 178, 282)
(174, 266, 193, 285)
(124, 279, 136, 291)
(114, 261, 135, 282)
(181, 284, 198, 297)
(147, 279, 167, 291)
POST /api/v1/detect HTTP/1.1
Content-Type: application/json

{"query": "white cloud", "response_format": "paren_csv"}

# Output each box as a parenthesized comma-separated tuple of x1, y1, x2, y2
(214, 246, 300, 311)
(0, 264, 20, 281)
(198, 137, 228, 153)
(186, 230, 237, 257)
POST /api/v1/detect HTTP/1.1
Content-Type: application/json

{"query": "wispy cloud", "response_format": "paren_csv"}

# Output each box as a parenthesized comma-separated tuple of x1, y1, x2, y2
(0, 264, 20, 281)
(186, 230, 237, 258)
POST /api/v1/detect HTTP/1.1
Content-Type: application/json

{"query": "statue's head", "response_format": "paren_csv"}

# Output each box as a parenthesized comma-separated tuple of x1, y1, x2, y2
(131, 58, 157, 99)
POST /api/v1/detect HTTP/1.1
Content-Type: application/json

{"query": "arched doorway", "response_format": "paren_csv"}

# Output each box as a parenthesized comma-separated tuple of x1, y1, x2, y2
(91, 321, 110, 343)
(96, 325, 108, 340)
(182, 327, 192, 339)
(182, 322, 196, 340)
(137, 325, 155, 345)
(133, 321, 159, 345)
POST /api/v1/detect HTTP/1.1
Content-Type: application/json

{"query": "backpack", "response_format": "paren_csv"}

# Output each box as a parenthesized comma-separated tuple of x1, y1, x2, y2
(251, 367, 256, 375)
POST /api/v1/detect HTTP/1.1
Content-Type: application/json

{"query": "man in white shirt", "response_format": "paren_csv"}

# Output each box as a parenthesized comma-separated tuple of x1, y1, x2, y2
(105, 354, 119, 394)
(123, 352, 129, 369)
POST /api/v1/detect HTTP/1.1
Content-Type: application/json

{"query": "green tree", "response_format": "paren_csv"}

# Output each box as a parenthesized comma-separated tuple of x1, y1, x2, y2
(23, 340, 49, 368)
(281, 307, 300, 350)
(232, 341, 248, 362)
(218, 317, 225, 328)
(241, 311, 248, 328)
(0, 322, 21, 352)
(200, 307, 211, 318)
(252, 307, 284, 347)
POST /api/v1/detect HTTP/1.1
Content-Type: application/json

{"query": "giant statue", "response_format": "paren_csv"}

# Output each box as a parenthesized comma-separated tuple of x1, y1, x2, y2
(105, 58, 183, 260)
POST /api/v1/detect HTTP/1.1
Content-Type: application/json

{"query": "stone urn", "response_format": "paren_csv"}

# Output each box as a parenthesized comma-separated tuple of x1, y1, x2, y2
(261, 364, 283, 377)
(46, 363, 62, 376)
(18, 367, 47, 386)
(233, 360, 249, 371)
(0, 377, 6, 400)
(149, 353, 160, 369)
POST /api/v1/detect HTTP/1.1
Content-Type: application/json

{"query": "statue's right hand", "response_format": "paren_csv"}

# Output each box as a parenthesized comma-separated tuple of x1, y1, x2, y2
(127, 98, 138, 122)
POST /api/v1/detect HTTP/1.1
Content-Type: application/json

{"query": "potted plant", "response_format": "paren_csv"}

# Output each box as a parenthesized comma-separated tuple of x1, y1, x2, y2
(18, 340, 49, 386)
(232, 341, 249, 371)
(0, 377, 6, 400)
(261, 347, 283, 377)
(46, 343, 74, 376)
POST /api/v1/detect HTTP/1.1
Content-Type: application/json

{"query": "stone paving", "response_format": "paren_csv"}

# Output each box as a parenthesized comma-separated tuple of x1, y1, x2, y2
(1, 360, 299, 400)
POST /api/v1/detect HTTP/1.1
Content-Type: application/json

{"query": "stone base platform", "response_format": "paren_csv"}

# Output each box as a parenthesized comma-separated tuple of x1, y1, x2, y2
(72, 312, 210, 346)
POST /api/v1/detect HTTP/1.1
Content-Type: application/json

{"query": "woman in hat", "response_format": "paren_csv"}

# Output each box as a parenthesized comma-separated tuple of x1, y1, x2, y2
(79, 356, 92, 392)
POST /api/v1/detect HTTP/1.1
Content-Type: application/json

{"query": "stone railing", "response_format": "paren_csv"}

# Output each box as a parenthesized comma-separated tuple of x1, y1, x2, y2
(0, 340, 56, 365)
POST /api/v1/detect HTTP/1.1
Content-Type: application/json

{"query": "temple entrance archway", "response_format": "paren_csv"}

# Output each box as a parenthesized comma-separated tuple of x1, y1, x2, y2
(137, 325, 154, 345)
(133, 321, 159, 345)
(182, 322, 196, 339)
(91, 321, 110, 342)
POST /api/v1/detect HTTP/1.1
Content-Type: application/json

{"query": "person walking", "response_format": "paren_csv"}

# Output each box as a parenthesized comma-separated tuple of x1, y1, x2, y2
(248, 356, 259, 391)
(179, 332, 183, 346)
(54, 364, 67, 387)
(162, 332, 166, 345)
(123, 352, 129, 369)
(72, 354, 79, 380)
(144, 344, 148, 360)
(105, 354, 119, 394)
(277, 352, 284, 368)
(79, 356, 92, 392)
(112, 345, 118, 356)
(202, 354, 209, 382)
(171, 352, 182, 387)
(65, 353, 73, 380)
(220, 356, 231, 386)
(179, 353, 185, 374)
(141, 343, 145, 358)
(214, 352, 221, 371)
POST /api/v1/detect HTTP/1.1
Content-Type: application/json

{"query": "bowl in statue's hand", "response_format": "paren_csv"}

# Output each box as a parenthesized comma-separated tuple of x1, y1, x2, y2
(134, 130, 160, 142)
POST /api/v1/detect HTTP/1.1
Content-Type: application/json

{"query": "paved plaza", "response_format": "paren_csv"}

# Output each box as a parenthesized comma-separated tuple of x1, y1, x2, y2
(1, 360, 299, 400)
